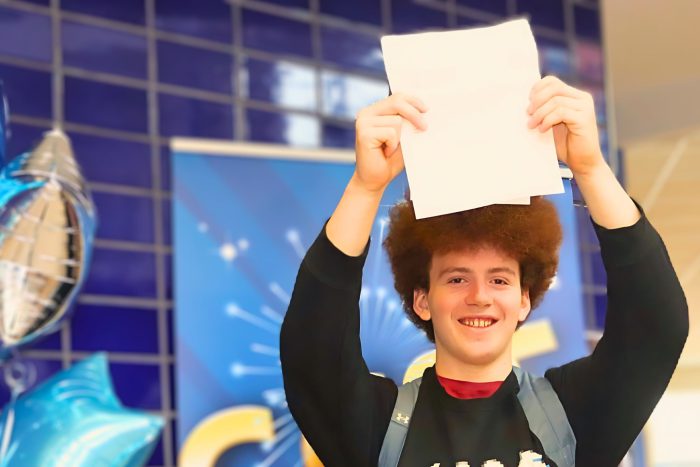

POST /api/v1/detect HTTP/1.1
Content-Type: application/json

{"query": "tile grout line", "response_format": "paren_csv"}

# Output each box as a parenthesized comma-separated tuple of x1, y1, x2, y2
(49, 0, 73, 371)
(232, 0, 246, 140)
(77, 293, 174, 309)
(86, 182, 169, 198)
(92, 238, 172, 254)
(9, 109, 357, 147)
(50, 0, 63, 128)
(145, 0, 175, 465)
(506, 0, 517, 17)
(447, 0, 457, 28)
(0, 0, 49, 14)
(309, 0, 323, 138)
(23, 349, 175, 364)
(0, 54, 52, 72)
(381, 0, 392, 33)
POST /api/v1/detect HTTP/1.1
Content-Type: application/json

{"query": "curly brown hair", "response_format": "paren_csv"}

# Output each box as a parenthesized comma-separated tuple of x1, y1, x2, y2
(383, 196, 563, 342)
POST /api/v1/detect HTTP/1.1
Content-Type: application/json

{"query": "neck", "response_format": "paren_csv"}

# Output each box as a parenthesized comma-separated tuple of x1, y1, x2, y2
(434, 348, 513, 382)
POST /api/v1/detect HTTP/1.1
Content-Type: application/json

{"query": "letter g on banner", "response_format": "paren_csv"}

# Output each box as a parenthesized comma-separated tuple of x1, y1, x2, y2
(179, 406, 273, 466)
(179, 405, 324, 466)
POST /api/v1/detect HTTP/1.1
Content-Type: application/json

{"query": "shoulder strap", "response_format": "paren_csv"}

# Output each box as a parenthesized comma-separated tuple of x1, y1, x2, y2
(513, 367, 576, 467)
(377, 378, 422, 467)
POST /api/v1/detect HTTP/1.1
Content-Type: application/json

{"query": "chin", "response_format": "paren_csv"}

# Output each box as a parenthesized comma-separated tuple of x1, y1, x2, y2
(460, 348, 502, 366)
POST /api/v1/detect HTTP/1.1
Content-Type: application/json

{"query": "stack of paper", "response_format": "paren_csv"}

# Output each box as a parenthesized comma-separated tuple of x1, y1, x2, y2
(381, 19, 564, 219)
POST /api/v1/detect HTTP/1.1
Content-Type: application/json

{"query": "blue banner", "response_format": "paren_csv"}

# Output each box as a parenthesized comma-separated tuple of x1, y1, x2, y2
(173, 142, 587, 466)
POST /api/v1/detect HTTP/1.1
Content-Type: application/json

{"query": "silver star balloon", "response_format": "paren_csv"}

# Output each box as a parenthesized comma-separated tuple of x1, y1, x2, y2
(0, 129, 96, 357)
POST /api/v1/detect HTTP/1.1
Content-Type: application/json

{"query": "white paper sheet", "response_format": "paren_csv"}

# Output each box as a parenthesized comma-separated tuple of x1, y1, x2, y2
(381, 19, 564, 219)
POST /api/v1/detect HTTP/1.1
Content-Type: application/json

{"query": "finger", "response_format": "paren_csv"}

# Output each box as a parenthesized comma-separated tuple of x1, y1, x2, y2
(527, 96, 583, 129)
(357, 115, 403, 130)
(357, 126, 399, 151)
(527, 78, 583, 114)
(360, 96, 428, 130)
(374, 98, 427, 130)
(537, 107, 583, 132)
(361, 94, 422, 117)
(391, 92, 429, 113)
(529, 75, 562, 97)
(357, 116, 403, 150)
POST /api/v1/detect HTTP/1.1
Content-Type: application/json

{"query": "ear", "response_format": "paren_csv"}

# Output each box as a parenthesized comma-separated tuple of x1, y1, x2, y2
(413, 288, 431, 321)
(518, 289, 531, 322)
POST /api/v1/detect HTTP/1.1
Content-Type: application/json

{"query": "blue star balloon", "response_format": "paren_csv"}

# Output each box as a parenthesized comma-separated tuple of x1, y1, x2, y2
(0, 353, 163, 466)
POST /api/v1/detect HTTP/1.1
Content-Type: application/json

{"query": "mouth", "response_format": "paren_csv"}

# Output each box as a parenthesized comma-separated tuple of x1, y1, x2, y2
(457, 317, 498, 329)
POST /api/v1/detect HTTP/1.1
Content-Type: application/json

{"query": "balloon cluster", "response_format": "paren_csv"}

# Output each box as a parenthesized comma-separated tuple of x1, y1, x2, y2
(0, 83, 163, 465)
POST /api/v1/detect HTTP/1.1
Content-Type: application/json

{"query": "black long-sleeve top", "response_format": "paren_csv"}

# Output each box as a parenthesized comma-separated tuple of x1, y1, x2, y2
(280, 209, 688, 466)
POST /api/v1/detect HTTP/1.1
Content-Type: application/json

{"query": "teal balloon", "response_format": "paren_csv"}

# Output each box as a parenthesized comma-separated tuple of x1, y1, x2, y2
(0, 177, 46, 208)
(0, 353, 163, 466)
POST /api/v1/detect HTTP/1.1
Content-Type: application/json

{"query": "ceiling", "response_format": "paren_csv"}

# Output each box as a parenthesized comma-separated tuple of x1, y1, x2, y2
(602, 0, 700, 384)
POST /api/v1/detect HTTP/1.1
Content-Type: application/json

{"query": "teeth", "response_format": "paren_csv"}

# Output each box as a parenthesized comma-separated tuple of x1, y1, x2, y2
(459, 318, 494, 328)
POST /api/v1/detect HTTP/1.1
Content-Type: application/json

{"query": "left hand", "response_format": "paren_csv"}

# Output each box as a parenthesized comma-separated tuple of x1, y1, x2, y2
(527, 76, 606, 176)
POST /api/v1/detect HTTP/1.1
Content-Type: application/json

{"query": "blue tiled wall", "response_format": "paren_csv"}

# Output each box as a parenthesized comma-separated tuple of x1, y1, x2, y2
(0, 0, 606, 465)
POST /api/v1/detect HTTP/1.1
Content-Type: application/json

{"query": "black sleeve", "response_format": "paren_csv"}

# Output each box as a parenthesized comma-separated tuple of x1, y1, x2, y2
(545, 203, 689, 467)
(280, 224, 398, 466)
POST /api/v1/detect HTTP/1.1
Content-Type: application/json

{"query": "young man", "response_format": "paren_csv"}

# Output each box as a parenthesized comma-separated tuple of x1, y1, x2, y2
(280, 76, 688, 466)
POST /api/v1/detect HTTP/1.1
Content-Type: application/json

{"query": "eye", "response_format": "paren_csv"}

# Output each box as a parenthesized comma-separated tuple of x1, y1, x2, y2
(448, 277, 466, 284)
(492, 278, 509, 286)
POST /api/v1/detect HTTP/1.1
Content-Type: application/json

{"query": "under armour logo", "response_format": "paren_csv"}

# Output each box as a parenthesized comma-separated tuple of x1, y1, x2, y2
(395, 412, 410, 423)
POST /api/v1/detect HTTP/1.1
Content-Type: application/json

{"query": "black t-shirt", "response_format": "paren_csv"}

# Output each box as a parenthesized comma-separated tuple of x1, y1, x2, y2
(399, 368, 555, 466)
(280, 209, 688, 466)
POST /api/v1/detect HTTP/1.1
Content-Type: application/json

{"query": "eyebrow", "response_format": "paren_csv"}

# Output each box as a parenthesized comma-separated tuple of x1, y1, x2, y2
(437, 266, 517, 279)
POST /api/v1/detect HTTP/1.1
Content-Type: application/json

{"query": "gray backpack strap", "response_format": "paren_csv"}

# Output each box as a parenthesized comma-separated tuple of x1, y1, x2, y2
(513, 367, 576, 467)
(377, 378, 422, 467)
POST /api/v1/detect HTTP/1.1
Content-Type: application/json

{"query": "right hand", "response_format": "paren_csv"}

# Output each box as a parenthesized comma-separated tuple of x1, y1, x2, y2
(353, 93, 428, 193)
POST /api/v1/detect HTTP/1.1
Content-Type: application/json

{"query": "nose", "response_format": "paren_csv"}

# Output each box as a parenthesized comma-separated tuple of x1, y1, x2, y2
(465, 280, 493, 307)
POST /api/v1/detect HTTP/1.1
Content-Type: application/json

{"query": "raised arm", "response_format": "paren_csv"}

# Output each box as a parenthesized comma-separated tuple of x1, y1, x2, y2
(280, 94, 428, 465)
(527, 76, 689, 465)
(527, 75, 640, 229)
(327, 93, 428, 255)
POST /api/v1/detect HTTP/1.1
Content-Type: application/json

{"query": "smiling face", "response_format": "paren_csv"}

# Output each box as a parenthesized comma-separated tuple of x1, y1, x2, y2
(413, 245, 531, 380)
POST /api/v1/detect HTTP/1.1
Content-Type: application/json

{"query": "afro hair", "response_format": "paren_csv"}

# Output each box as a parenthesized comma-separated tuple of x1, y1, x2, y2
(383, 196, 563, 342)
